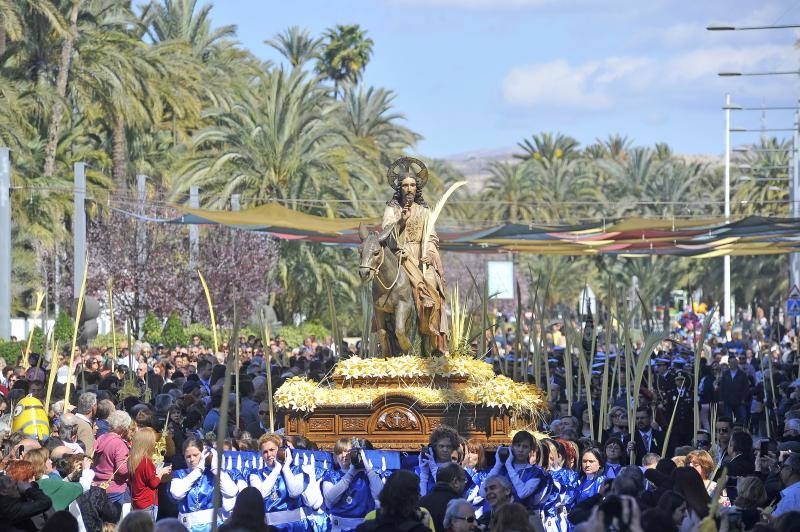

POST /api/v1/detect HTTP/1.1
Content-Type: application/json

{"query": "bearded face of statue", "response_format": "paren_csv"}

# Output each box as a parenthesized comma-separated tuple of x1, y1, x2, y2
(400, 175, 417, 205)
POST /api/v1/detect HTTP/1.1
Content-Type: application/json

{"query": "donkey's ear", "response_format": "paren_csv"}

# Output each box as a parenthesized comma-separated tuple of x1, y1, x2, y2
(358, 223, 369, 242)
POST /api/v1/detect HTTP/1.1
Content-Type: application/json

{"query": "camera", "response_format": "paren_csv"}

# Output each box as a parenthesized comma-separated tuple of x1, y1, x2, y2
(497, 446, 509, 462)
(277, 443, 288, 464)
(420, 445, 431, 457)
(349, 448, 364, 469)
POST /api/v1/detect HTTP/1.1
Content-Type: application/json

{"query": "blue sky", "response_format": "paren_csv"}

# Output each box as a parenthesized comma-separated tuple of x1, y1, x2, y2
(210, 0, 799, 158)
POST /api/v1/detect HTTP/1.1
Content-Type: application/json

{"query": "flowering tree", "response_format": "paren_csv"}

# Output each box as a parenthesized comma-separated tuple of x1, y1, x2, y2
(69, 211, 279, 333)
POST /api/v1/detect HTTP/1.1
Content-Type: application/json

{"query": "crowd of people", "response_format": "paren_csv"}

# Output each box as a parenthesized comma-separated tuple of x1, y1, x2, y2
(1, 303, 800, 532)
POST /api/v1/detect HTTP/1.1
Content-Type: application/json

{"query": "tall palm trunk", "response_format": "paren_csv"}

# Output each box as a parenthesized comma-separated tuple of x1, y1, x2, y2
(112, 114, 127, 184)
(0, 15, 6, 58)
(43, 0, 80, 178)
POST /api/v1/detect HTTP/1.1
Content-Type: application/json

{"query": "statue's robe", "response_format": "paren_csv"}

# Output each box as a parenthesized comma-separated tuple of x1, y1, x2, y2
(381, 202, 448, 351)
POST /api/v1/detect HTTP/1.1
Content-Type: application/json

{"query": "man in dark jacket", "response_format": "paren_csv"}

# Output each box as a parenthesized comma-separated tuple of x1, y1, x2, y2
(626, 406, 664, 465)
(419, 463, 466, 532)
(719, 357, 751, 424)
(0, 475, 54, 532)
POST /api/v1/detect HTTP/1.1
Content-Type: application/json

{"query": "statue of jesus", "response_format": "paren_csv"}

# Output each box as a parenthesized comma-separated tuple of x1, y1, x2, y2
(380, 157, 448, 353)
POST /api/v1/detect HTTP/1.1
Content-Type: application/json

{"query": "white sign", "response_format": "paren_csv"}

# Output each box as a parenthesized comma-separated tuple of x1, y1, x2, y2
(487, 261, 514, 299)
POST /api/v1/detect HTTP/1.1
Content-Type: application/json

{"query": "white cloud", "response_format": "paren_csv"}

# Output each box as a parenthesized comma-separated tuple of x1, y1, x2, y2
(502, 43, 798, 110)
(502, 57, 650, 109)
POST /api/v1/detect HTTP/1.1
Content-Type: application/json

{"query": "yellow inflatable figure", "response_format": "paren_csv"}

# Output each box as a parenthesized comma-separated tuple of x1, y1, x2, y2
(12, 396, 50, 440)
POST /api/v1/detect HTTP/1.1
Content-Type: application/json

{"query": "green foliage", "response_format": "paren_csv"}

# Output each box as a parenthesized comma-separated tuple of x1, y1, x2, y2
(161, 311, 187, 347)
(0, 341, 25, 365)
(141, 312, 162, 345)
(184, 323, 213, 346)
(0, 327, 47, 364)
(278, 320, 331, 348)
(91, 332, 125, 350)
(53, 311, 74, 345)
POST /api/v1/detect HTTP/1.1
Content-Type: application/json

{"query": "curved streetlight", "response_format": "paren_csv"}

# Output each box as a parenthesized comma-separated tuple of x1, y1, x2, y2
(707, 23, 800, 31)
(719, 70, 800, 77)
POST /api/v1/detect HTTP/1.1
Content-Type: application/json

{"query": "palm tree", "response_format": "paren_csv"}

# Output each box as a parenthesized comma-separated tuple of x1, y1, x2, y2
(142, 0, 235, 58)
(174, 68, 344, 208)
(600, 134, 633, 161)
(266, 26, 322, 69)
(316, 24, 373, 98)
(515, 132, 580, 164)
(597, 147, 658, 217)
(483, 161, 535, 223)
(733, 136, 791, 217)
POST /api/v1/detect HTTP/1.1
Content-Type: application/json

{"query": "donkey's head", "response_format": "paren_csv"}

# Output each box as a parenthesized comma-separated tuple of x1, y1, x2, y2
(358, 223, 383, 282)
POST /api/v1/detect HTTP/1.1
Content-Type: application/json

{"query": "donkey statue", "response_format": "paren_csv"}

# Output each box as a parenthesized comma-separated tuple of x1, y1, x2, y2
(357, 223, 436, 356)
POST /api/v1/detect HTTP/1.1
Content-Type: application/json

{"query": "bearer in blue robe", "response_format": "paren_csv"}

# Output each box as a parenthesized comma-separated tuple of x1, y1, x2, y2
(575, 448, 606, 504)
(170, 437, 239, 532)
(541, 439, 579, 532)
(322, 438, 384, 532)
(249, 434, 307, 531)
(485, 431, 552, 515)
(417, 426, 462, 495)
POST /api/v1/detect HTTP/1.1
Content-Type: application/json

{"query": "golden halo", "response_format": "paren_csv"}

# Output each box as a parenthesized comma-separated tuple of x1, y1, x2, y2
(387, 157, 429, 189)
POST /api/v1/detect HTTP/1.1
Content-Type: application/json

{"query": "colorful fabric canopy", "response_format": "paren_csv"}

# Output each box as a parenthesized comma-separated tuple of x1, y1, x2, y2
(167, 204, 800, 257)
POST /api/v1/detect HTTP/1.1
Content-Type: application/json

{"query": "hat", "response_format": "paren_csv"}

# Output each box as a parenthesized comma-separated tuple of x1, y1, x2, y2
(778, 441, 800, 453)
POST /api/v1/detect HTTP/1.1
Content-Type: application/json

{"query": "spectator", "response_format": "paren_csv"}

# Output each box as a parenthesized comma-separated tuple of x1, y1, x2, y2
(355, 470, 432, 532)
(725, 432, 756, 478)
(94, 399, 115, 438)
(419, 463, 466, 532)
(628, 407, 664, 465)
(74, 392, 97, 458)
(686, 450, 716, 495)
(774, 454, 800, 517)
(731, 476, 766, 529)
(41, 510, 80, 532)
(92, 409, 132, 504)
(657, 491, 686, 530)
(218, 487, 271, 532)
(477, 474, 513, 529)
(118, 510, 155, 532)
(442, 499, 475, 532)
(720, 357, 751, 424)
(672, 467, 709, 530)
(0, 471, 53, 531)
(488, 502, 535, 532)
(129, 426, 172, 516)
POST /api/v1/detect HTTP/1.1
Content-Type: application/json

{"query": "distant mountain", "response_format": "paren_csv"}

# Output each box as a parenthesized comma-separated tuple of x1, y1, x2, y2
(443, 147, 518, 193)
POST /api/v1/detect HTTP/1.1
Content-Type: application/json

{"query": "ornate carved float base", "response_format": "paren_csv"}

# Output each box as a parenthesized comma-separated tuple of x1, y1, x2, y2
(284, 394, 519, 451)
(276, 355, 546, 451)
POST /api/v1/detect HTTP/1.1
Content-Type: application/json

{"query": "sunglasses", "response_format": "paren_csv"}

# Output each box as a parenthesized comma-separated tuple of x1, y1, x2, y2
(717, 427, 729, 433)
(453, 516, 476, 523)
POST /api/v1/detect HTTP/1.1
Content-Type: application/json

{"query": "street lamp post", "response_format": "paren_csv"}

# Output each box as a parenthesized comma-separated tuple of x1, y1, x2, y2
(792, 111, 800, 290)
(724, 94, 732, 322)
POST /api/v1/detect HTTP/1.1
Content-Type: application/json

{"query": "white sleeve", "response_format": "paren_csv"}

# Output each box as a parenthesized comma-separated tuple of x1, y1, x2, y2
(218, 470, 238, 498)
(367, 469, 383, 500)
(78, 468, 95, 492)
(302, 472, 323, 510)
(506, 464, 543, 500)
(250, 467, 281, 499)
(282, 466, 304, 498)
(169, 469, 202, 500)
(322, 470, 355, 507)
